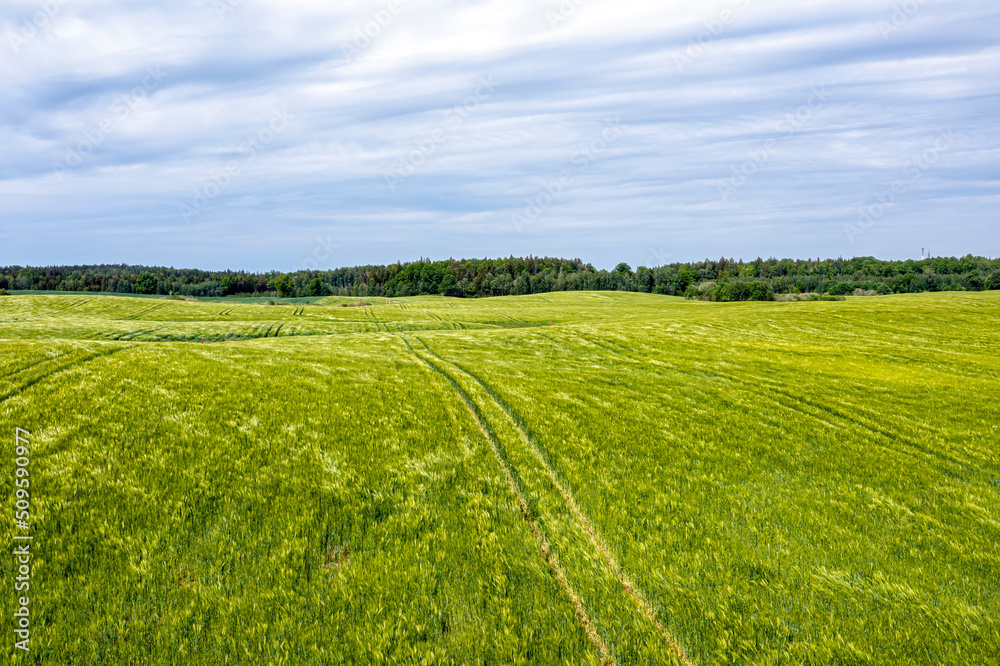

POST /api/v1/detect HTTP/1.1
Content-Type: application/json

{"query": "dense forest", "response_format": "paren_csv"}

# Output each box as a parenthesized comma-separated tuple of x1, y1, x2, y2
(2, 255, 998, 301)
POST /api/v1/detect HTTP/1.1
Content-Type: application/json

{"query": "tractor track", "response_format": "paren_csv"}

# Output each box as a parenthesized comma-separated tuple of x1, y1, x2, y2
(119, 303, 165, 321)
(403, 338, 615, 665)
(577, 333, 969, 475)
(2, 354, 72, 380)
(0, 345, 135, 405)
(415, 338, 693, 665)
(34, 298, 92, 318)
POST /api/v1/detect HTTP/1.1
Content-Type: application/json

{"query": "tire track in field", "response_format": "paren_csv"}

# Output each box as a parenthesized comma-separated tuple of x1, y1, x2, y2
(117, 327, 159, 342)
(55, 298, 93, 314)
(2, 353, 72, 380)
(582, 331, 987, 487)
(402, 338, 615, 665)
(44, 298, 91, 314)
(579, 333, 970, 474)
(0, 345, 134, 405)
(612, 334, 961, 465)
(416, 338, 693, 666)
(119, 302, 165, 320)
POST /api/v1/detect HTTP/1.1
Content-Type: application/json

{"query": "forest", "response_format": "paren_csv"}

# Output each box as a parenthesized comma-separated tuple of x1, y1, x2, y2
(1, 255, 998, 301)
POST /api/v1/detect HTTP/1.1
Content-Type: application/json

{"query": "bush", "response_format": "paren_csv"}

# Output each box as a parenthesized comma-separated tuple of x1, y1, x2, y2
(988, 273, 1000, 290)
(747, 281, 774, 301)
(0, 288, 9, 296)
(688, 280, 773, 302)
(963, 274, 985, 292)
(723, 280, 772, 302)
(774, 292, 844, 303)
(827, 281, 853, 296)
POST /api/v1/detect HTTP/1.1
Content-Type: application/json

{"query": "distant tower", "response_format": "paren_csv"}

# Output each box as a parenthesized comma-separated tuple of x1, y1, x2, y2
(922, 248, 925, 260)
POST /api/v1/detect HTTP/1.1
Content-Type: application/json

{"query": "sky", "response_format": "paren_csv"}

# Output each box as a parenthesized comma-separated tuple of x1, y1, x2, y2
(0, 0, 997, 272)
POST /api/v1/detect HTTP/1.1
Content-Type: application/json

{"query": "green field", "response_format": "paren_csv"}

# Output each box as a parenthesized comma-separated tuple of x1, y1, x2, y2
(2, 291, 998, 664)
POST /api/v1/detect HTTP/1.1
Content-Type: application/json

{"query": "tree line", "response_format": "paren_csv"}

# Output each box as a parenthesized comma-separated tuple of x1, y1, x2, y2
(2, 255, 998, 301)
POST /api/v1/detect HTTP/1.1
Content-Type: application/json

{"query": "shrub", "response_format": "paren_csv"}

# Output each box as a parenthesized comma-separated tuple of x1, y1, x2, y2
(688, 280, 773, 302)
(827, 281, 853, 296)
(963, 274, 985, 292)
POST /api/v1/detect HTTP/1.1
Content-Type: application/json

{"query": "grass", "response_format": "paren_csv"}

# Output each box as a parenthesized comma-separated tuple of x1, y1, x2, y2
(1, 291, 998, 664)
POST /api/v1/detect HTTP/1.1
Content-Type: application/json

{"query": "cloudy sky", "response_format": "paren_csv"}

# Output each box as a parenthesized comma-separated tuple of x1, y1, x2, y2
(1, 0, 997, 271)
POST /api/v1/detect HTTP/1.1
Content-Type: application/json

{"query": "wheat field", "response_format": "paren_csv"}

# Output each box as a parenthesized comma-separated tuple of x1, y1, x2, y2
(2, 291, 998, 664)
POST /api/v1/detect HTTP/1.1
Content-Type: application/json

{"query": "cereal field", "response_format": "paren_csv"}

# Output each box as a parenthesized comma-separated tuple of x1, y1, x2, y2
(2, 291, 998, 664)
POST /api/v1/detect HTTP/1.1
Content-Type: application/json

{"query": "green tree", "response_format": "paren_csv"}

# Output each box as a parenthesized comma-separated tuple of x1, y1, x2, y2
(963, 273, 985, 291)
(135, 272, 157, 295)
(439, 274, 464, 297)
(747, 281, 774, 301)
(307, 277, 324, 297)
(677, 267, 696, 292)
(273, 274, 294, 297)
(615, 262, 632, 274)
(512, 274, 530, 295)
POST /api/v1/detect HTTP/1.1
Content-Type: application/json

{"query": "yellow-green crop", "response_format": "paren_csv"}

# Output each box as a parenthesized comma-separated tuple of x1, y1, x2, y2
(2, 291, 998, 664)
